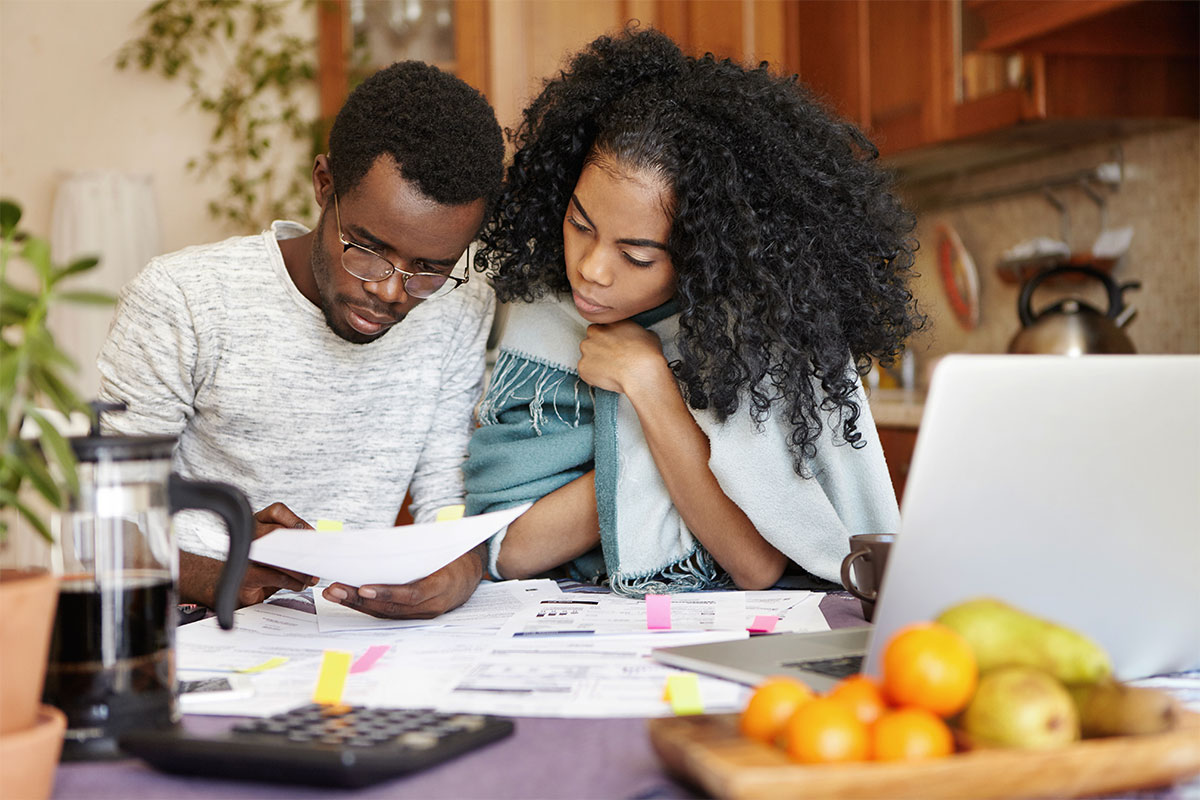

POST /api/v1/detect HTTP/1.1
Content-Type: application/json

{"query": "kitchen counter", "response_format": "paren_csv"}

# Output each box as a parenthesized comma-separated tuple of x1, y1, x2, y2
(866, 387, 926, 429)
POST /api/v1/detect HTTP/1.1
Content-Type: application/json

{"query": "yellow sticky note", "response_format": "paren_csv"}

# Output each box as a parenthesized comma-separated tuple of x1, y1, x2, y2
(312, 650, 353, 705)
(664, 673, 704, 716)
(435, 505, 465, 522)
(315, 519, 343, 531)
(237, 656, 289, 674)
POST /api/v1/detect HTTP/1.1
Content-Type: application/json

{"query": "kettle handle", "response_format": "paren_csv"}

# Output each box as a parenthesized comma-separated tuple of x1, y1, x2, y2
(1017, 265, 1131, 326)
(168, 474, 253, 630)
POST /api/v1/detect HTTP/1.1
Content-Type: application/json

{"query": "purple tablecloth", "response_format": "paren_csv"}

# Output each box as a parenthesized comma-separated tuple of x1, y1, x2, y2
(50, 594, 862, 800)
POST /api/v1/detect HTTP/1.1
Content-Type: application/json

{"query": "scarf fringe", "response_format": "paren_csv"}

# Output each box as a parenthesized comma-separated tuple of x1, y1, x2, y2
(607, 547, 734, 599)
(478, 350, 587, 434)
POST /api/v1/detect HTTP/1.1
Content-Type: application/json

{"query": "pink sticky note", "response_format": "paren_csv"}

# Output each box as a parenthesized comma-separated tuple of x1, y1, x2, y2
(646, 594, 672, 630)
(349, 645, 391, 674)
(748, 615, 779, 633)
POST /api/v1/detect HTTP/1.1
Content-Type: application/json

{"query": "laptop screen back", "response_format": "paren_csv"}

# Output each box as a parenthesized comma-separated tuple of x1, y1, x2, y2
(865, 355, 1200, 680)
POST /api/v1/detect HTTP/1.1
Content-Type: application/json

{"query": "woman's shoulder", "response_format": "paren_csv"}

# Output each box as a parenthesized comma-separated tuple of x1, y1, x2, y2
(494, 292, 589, 369)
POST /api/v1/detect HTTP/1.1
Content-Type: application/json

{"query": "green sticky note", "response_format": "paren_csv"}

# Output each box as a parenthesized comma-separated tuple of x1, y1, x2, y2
(315, 519, 343, 532)
(665, 673, 704, 716)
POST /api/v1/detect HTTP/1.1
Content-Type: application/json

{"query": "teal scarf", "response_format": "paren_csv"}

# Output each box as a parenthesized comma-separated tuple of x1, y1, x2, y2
(464, 294, 900, 597)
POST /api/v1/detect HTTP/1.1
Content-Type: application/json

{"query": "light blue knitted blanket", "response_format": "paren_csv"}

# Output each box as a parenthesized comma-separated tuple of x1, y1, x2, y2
(463, 294, 900, 597)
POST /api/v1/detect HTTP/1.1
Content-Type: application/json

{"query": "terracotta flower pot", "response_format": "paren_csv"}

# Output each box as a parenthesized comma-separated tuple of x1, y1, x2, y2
(0, 569, 58, 735)
(0, 704, 66, 800)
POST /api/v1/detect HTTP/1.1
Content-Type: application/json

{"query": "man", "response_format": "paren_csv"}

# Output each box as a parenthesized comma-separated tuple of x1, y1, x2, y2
(97, 61, 505, 618)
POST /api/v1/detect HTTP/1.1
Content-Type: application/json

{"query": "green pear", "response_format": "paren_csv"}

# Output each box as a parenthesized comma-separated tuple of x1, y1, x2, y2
(936, 597, 1111, 685)
(962, 666, 1080, 750)
(1070, 680, 1181, 738)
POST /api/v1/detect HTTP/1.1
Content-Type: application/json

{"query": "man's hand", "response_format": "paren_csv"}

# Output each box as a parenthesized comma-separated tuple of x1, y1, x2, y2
(179, 502, 318, 608)
(321, 543, 485, 619)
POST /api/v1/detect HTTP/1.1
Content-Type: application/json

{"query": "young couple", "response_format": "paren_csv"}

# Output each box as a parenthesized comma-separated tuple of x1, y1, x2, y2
(99, 28, 920, 620)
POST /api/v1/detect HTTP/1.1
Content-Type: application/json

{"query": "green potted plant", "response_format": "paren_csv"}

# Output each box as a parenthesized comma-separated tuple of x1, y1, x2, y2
(0, 198, 112, 798)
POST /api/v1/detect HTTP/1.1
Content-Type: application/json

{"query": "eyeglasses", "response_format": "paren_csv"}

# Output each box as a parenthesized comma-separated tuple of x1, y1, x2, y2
(332, 193, 469, 299)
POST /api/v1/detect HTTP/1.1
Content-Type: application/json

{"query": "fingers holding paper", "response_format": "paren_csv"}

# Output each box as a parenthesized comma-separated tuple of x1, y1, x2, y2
(243, 502, 318, 604)
(254, 501, 313, 539)
(322, 543, 486, 619)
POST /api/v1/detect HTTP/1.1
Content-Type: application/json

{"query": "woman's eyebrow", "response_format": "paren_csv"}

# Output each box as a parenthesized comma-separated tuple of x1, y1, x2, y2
(616, 236, 668, 250)
(570, 194, 668, 250)
(569, 194, 595, 227)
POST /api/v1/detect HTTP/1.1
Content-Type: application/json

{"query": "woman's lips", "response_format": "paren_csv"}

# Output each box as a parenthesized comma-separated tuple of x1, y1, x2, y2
(572, 291, 610, 315)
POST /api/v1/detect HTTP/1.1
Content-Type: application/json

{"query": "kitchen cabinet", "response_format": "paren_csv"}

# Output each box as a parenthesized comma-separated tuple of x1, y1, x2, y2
(782, 0, 1198, 177)
(317, 0, 490, 121)
(313, 1, 798, 137)
(878, 426, 918, 505)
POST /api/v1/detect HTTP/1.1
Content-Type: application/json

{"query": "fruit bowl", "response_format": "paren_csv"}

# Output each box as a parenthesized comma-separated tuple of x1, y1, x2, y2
(648, 711, 1200, 800)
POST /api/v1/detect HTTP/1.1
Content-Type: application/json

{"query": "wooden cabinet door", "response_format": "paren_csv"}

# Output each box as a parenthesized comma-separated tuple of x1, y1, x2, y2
(877, 426, 918, 505)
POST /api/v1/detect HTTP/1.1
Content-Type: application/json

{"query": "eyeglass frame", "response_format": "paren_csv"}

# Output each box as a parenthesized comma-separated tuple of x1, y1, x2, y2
(331, 193, 470, 298)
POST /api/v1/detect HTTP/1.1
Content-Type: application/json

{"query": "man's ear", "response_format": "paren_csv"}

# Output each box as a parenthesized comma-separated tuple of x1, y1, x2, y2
(312, 154, 334, 209)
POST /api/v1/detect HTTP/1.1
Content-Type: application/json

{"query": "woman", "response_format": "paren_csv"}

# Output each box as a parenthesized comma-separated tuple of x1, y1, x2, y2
(464, 28, 922, 596)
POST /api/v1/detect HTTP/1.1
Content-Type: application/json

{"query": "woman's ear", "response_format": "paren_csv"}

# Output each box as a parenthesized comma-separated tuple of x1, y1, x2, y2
(312, 154, 334, 209)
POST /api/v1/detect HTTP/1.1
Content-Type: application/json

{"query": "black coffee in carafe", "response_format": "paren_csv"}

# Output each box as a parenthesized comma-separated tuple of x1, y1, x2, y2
(45, 573, 177, 760)
(43, 404, 253, 760)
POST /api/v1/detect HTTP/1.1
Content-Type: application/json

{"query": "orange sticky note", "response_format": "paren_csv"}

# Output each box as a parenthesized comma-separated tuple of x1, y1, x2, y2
(646, 594, 671, 630)
(664, 673, 704, 715)
(312, 650, 352, 705)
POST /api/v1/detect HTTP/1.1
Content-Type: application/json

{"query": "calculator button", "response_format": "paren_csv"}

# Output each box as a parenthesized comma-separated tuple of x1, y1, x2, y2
(446, 714, 486, 731)
(397, 732, 439, 749)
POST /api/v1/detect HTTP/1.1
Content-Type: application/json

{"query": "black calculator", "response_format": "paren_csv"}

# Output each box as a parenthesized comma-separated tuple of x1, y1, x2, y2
(118, 703, 515, 788)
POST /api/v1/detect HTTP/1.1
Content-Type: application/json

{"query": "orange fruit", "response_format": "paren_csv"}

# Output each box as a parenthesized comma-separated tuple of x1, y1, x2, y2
(827, 674, 887, 725)
(872, 707, 956, 761)
(882, 622, 978, 717)
(782, 696, 871, 764)
(739, 676, 815, 744)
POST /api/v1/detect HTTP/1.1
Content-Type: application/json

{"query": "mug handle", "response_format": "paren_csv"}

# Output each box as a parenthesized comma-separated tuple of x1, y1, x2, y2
(168, 474, 254, 631)
(840, 549, 877, 603)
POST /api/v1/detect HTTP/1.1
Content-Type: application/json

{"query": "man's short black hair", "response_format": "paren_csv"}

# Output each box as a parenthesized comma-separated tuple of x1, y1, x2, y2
(328, 61, 504, 208)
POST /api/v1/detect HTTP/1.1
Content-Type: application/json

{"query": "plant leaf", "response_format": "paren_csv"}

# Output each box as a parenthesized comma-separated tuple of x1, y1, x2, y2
(20, 236, 53, 282)
(53, 255, 101, 283)
(0, 282, 38, 317)
(26, 408, 79, 497)
(10, 440, 62, 509)
(53, 290, 117, 307)
(0, 488, 54, 542)
(0, 199, 20, 237)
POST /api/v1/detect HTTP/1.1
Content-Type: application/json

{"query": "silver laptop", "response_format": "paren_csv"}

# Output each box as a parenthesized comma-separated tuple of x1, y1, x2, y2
(652, 355, 1200, 688)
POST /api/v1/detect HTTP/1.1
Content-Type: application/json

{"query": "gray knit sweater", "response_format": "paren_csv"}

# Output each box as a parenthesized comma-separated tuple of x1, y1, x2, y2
(97, 221, 494, 558)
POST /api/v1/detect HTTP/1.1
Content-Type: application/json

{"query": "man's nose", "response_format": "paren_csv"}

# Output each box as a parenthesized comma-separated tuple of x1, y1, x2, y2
(363, 272, 409, 305)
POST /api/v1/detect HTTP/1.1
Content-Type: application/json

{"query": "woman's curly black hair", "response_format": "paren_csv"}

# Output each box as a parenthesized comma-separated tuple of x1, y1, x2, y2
(478, 27, 923, 475)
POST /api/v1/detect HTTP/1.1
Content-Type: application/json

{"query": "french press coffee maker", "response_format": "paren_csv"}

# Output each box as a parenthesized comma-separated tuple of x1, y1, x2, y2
(42, 404, 253, 760)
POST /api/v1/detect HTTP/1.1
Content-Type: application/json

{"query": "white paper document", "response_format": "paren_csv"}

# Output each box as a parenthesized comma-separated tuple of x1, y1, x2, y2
(248, 503, 530, 586)
(497, 592, 747, 637)
(314, 579, 564, 633)
(174, 585, 824, 719)
(443, 631, 751, 717)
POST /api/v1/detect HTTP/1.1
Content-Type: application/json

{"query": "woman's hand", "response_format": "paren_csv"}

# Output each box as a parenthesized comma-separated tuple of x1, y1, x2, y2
(578, 321, 670, 395)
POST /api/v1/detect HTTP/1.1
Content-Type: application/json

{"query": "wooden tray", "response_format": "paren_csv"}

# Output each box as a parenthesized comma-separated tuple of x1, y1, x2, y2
(648, 712, 1200, 799)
